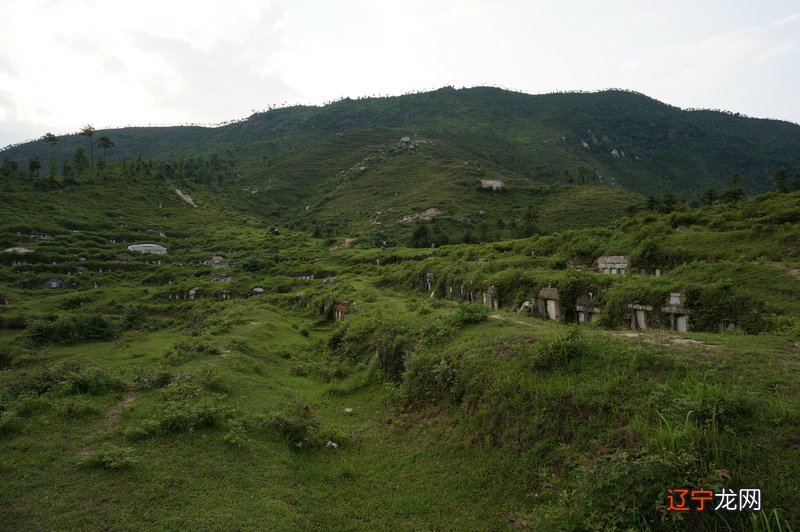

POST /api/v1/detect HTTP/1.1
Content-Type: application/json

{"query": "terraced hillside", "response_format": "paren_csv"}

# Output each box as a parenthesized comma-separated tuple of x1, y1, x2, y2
(1, 161, 800, 529)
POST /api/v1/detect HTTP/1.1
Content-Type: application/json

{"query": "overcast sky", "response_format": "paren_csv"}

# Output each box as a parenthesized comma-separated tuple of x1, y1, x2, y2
(1, 0, 798, 147)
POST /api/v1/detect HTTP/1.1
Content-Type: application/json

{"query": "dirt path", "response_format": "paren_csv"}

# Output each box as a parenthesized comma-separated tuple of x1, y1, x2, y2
(104, 391, 138, 424)
(77, 391, 139, 456)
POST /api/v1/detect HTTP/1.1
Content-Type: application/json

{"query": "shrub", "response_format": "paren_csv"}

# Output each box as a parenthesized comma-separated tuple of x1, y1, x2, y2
(198, 367, 228, 393)
(264, 404, 321, 450)
(62, 365, 125, 395)
(133, 368, 174, 390)
(0, 411, 21, 436)
(126, 401, 226, 440)
(530, 327, 587, 371)
(78, 446, 138, 470)
(163, 339, 221, 366)
(0, 344, 13, 369)
(25, 314, 118, 345)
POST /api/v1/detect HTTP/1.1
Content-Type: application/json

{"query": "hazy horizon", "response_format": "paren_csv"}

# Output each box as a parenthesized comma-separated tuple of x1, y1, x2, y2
(2, 0, 799, 147)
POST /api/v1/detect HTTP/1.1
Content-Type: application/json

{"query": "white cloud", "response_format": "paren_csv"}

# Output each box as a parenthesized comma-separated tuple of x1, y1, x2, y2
(0, 1, 799, 147)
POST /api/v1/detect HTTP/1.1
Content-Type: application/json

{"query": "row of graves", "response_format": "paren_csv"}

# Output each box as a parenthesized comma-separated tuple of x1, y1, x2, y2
(424, 273, 693, 332)
(526, 287, 691, 332)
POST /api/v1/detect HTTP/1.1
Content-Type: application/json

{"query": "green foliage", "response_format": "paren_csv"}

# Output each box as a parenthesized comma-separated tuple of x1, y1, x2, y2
(530, 327, 587, 371)
(78, 446, 138, 470)
(163, 339, 221, 365)
(126, 401, 226, 440)
(25, 314, 118, 345)
(263, 404, 321, 450)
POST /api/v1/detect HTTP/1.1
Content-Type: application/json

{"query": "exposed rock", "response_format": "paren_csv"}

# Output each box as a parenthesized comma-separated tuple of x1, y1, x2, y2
(175, 188, 197, 208)
(480, 179, 504, 190)
(397, 208, 441, 223)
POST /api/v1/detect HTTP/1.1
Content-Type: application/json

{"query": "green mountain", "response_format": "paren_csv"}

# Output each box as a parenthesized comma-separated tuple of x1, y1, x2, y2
(2, 88, 800, 529)
(3, 87, 799, 244)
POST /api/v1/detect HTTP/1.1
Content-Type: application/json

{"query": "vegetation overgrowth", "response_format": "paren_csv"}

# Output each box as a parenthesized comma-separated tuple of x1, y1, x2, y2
(1, 89, 800, 529)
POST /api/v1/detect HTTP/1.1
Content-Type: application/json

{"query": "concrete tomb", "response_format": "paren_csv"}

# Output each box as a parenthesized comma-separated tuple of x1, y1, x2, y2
(627, 303, 653, 330)
(537, 286, 561, 321)
(661, 292, 690, 332)
(575, 292, 602, 324)
(127, 244, 167, 255)
(333, 300, 348, 321)
(483, 284, 499, 310)
(44, 278, 64, 289)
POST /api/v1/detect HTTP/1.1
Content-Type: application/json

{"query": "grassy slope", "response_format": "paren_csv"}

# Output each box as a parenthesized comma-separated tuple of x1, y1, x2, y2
(1, 175, 800, 529)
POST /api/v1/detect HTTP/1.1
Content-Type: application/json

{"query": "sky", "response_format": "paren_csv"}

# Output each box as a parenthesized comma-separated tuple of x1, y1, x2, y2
(1, 0, 799, 147)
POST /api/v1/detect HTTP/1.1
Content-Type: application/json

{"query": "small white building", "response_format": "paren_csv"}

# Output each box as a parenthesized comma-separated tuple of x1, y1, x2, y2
(595, 255, 630, 275)
(128, 244, 167, 255)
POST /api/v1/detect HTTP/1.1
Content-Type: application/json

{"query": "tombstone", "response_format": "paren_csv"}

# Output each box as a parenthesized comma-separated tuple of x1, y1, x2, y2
(211, 275, 231, 283)
(661, 292, 690, 332)
(206, 256, 229, 269)
(424, 272, 434, 293)
(218, 290, 231, 300)
(333, 300, 348, 321)
(595, 255, 630, 275)
(323, 277, 336, 285)
(188, 287, 199, 300)
(483, 284, 499, 310)
(536, 286, 561, 321)
(575, 292, 602, 324)
(251, 287, 265, 296)
(627, 304, 653, 330)
(44, 278, 64, 289)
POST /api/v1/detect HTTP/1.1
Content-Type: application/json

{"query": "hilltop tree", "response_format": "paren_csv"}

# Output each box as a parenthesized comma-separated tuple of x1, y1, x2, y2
(701, 188, 717, 206)
(97, 136, 115, 161)
(520, 205, 539, 237)
(73, 146, 89, 174)
(79, 124, 95, 167)
(658, 192, 678, 213)
(42, 133, 59, 177)
(410, 224, 430, 247)
(774, 169, 789, 193)
(42, 132, 58, 155)
(28, 157, 41, 178)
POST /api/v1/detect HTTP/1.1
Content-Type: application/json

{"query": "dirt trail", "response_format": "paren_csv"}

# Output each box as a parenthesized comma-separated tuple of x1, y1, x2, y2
(104, 391, 138, 424)
(77, 391, 138, 456)
(491, 314, 715, 348)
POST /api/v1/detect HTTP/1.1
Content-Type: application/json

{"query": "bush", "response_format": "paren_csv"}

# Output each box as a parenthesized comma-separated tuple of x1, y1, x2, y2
(62, 365, 125, 395)
(264, 404, 321, 450)
(530, 327, 587, 371)
(0, 344, 13, 369)
(25, 314, 118, 345)
(78, 446, 138, 470)
(126, 401, 226, 440)
(0, 410, 21, 436)
(163, 339, 221, 366)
